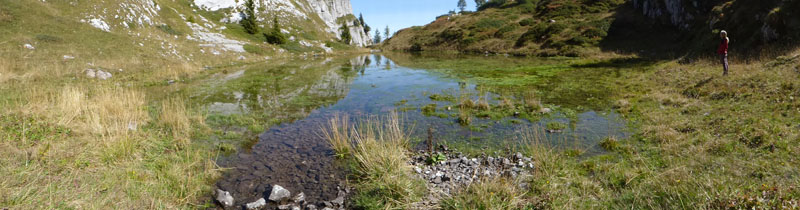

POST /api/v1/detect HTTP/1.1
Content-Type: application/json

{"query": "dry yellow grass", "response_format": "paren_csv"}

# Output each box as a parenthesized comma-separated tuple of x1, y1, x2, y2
(523, 90, 541, 111)
(156, 62, 201, 81)
(441, 177, 526, 210)
(0, 84, 219, 209)
(0, 44, 222, 209)
(160, 97, 192, 145)
(52, 86, 147, 137)
(0, 56, 14, 83)
(320, 113, 352, 157)
(321, 112, 425, 209)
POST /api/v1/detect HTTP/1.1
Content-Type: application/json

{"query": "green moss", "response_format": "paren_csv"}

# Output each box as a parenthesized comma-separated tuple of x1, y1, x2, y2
(545, 121, 566, 131)
(429, 94, 456, 102)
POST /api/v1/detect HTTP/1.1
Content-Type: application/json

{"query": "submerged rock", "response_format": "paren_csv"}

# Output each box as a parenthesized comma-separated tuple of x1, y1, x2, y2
(292, 192, 305, 203)
(269, 185, 291, 202)
(245, 198, 266, 210)
(277, 204, 297, 210)
(215, 189, 234, 207)
(331, 196, 344, 205)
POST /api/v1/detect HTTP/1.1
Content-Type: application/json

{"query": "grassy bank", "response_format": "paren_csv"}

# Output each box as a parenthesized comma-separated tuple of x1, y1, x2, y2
(379, 51, 800, 208)
(0, 56, 220, 208)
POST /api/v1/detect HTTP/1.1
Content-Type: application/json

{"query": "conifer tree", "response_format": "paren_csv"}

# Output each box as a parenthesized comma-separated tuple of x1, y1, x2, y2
(340, 23, 352, 44)
(359, 13, 371, 35)
(373, 28, 382, 43)
(263, 16, 286, 44)
(241, 0, 258, 34)
(474, 0, 486, 9)
(384, 26, 390, 39)
(457, 0, 467, 12)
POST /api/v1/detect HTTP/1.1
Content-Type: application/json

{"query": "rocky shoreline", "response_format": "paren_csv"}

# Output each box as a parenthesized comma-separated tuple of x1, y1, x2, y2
(216, 184, 348, 210)
(408, 146, 536, 207)
(215, 145, 536, 210)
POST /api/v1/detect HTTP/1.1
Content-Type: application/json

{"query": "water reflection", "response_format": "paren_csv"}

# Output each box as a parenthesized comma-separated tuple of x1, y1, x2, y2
(198, 54, 629, 207)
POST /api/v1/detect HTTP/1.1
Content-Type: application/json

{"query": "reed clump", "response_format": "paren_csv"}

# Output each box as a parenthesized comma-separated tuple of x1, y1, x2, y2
(320, 112, 425, 209)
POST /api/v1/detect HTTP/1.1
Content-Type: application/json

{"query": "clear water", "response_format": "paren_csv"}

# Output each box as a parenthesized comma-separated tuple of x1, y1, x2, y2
(195, 54, 630, 206)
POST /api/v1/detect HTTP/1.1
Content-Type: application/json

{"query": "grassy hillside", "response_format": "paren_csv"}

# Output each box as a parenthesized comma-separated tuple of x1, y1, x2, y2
(375, 51, 800, 209)
(383, 0, 800, 58)
(383, 0, 625, 57)
(0, 0, 360, 208)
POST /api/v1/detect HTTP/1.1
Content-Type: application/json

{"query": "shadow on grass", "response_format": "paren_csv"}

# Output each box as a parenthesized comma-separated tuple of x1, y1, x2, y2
(599, 1, 800, 61)
(570, 57, 659, 69)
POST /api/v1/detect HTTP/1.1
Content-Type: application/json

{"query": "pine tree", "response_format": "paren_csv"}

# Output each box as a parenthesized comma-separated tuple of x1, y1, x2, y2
(384, 26, 390, 39)
(359, 13, 371, 35)
(263, 16, 286, 44)
(373, 28, 382, 43)
(474, 0, 487, 9)
(241, 0, 258, 34)
(272, 16, 279, 32)
(457, 0, 467, 12)
(340, 23, 352, 44)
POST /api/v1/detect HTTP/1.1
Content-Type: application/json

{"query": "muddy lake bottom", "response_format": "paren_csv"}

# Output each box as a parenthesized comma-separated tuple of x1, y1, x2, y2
(198, 54, 630, 207)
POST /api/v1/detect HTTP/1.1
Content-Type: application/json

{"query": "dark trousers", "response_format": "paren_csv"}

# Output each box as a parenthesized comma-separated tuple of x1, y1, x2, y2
(721, 54, 729, 75)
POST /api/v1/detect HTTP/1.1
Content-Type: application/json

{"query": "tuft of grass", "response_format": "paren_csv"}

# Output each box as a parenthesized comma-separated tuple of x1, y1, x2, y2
(545, 121, 566, 131)
(599, 136, 619, 151)
(53, 86, 148, 137)
(523, 90, 542, 112)
(159, 97, 192, 146)
(322, 112, 426, 209)
(320, 113, 352, 158)
(440, 178, 526, 210)
(458, 108, 472, 126)
(429, 93, 456, 102)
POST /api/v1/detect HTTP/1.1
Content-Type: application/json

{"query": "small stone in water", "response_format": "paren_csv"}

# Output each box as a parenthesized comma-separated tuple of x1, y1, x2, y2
(277, 204, 291, 210)
(293, 192, 305, 203)
(215, 189, 234, 207)
(245, 198, 266, 210)
(269, 185, 291, 201)
(332, 196, 344, 205)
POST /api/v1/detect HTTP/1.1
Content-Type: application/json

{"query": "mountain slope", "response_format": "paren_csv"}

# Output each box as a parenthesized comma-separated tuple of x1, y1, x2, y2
(383, 0, 800, 57)
(194, 0, 372, 47)
(0, 0, 370, 65)
(0, 0, 369, 208)
(383, 0, 625, 57)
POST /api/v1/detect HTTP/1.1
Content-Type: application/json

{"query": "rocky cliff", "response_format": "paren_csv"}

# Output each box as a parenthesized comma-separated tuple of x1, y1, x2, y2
(195, 0, 372, 47)
(632, 0, 800, 47)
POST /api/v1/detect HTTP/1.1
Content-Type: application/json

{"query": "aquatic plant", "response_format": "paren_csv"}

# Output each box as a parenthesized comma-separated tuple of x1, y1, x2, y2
(545, 121, 566, 131)
(427, 152, 447, 165)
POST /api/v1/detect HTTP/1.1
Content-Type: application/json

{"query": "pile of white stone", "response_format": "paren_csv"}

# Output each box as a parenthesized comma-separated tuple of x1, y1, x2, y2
(216, 185, 347, 210)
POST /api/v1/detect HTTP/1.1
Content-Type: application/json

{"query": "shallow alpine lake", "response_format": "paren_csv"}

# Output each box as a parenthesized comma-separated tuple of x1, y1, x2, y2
(192, 53, 631, 206)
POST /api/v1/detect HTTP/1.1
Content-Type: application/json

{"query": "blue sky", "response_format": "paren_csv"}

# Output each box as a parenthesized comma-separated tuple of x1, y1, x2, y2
(351, 0, 477, 38)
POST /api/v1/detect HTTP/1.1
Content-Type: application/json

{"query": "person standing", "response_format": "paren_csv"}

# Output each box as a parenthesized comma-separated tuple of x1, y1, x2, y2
(717, 30, 730, 76)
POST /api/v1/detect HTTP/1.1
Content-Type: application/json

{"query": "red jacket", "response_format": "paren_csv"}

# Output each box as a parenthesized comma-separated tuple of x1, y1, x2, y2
(717, 38, 729, 55)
